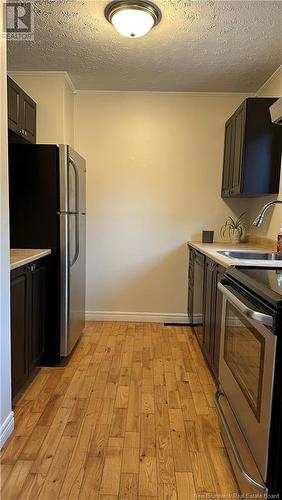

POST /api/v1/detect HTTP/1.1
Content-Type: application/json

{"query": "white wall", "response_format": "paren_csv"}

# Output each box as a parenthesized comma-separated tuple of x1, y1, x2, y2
(0, 3, 14, 448)
(8, 72, 74, 145)
(250, 66, 282, 240)
(74, 92, 249, 318)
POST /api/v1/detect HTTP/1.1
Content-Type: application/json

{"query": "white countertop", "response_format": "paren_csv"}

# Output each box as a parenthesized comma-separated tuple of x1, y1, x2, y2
(188, 241, 282, 268)
(10, 249, 51, 270)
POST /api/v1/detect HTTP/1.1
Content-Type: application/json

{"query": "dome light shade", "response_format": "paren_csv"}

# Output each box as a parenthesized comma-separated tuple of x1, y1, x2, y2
(105, 1, 161, 38)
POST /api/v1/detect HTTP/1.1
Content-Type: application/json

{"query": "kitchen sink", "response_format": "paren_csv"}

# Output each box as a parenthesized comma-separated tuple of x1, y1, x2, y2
(217, 250, 282, 260)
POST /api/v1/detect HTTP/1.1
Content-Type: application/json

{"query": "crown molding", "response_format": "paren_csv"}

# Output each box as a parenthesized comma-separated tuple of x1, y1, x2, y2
(8, 66, 282, 96)
(74, 89, 253, 96)
(256, 64, 282, 96)
(8, 70, 76, 93)
(8, 70, 265, 96)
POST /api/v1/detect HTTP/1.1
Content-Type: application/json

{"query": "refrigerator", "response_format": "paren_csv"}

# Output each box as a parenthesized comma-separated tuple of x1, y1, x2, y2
(9, 144, 86, 361)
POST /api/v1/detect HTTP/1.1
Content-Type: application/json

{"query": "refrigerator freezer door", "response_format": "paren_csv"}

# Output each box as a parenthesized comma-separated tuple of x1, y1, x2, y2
(69, 146, 86, 214)
(59, 145, 86, 214)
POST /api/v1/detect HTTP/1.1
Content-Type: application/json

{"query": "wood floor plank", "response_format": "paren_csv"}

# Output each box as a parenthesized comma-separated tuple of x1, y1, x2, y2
(0, 321, 238, 499)
(78, 455, 104, 500)
(18, 472, 45, 500)
(19, 425, 49, 461)
(170, 431, 191, 473)
(99, 446, 123, 496)
(0, 464, 12, 488)
(115, 386, 129, 409)
(155, 404, 175, 485)
(190, 451, 216, 495)
(37, 435, 76, 500)
(1, 460, 33, 499)
(119, 473, 138, 499)
(175, 472, 196, 500)
(140, 413, 156, 458)
(139, 456, 157, 497)
(122, 447, 140, 474)
(31, 406, 72, 475)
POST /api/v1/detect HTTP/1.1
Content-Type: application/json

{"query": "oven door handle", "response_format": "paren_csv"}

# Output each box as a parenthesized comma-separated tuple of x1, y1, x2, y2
(218, 282, 273, 327)
(215, 389, 267, 494)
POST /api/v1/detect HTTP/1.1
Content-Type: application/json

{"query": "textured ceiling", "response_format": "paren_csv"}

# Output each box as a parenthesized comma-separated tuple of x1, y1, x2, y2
(8, 0, 282, 92)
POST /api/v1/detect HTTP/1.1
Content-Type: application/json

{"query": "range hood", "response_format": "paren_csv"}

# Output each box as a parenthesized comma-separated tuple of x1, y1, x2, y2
(270, 97, 282, 125)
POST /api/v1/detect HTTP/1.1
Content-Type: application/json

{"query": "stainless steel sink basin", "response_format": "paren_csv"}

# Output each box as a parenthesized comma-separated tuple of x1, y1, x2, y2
(217, 250, 282, 260)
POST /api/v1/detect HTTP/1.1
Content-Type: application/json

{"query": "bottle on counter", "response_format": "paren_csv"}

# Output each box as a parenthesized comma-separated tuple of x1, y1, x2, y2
(277, 224, 282, 255)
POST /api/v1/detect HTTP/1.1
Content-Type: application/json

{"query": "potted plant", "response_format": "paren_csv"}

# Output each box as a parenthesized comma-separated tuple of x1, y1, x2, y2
(220, 212, 247, 244)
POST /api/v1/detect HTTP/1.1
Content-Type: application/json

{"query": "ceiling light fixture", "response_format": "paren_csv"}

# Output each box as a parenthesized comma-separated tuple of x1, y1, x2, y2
(104, 0, 162, 39)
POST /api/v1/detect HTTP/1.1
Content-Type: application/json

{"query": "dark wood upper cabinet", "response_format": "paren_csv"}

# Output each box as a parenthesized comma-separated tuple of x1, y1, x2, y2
(221, 97, 281, 198)
(7, 77, 22, 135)
(230, 103, 246, 196)
(21, 92, 36, 144)
(222, 117, 233, 197)
(7, 76, 36, 144)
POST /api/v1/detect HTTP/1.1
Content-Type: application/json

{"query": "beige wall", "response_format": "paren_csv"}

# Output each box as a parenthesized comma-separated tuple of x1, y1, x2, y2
(74, 92, 248, 316)
(7, 69, 281, 317)
(249, 67, 282, 240)
(8, 73, 74, 145)
(63, 78, 74, 146)
(0, 3, 13, 446)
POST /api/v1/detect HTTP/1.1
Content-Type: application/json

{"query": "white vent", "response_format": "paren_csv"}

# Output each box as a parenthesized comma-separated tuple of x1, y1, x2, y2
(270, 98, 282, 125)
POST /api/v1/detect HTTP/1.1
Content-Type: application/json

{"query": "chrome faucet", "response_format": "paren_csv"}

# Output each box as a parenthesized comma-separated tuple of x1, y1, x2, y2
(253, 200, 282, 227)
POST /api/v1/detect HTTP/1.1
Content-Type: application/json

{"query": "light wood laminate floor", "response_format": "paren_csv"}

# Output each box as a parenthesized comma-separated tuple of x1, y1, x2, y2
(0, 322, 238, 499)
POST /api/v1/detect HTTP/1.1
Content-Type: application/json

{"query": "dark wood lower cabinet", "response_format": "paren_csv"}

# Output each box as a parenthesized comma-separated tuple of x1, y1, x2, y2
(213, 266, 225, 374)
(203, 258, 225, 379)
(11, 257, 48, 400)
(188, 246, 225, 381)
(29, 261, 47, 373)
(11, 266, 30, 397)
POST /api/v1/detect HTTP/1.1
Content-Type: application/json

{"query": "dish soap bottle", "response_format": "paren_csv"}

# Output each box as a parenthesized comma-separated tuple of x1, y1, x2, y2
(277, 224, 282, 255)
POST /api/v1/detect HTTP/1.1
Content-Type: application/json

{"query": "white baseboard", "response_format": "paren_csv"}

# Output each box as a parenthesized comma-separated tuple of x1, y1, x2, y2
(0, 411, 14, 449)
(85, 311, 190, 324)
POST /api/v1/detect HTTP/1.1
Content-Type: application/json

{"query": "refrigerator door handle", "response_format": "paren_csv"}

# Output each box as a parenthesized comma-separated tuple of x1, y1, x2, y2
(69, 157, 80, 213)
(70, 213, 80, 267)
(68, 157, 80, 267)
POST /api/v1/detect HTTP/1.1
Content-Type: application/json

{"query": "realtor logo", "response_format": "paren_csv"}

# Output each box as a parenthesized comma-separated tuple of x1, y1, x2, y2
(4, 1, 34, 40)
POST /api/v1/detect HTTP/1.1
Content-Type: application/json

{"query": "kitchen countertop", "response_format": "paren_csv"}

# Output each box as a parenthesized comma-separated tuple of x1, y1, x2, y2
(187, 240, 282, 268)
(10, 249, 51, 270)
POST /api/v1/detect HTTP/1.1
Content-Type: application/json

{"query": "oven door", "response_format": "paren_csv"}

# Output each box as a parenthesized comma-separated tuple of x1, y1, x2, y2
(217, 282, 276, 487)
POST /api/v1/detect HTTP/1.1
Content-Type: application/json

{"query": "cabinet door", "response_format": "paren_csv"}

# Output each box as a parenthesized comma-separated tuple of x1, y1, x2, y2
(221, 118, 234, 197)
(21, 92, 36, 143)
(203, 259, 216, 360)
(7, 76, 22, 135)
(187, 249, 194, 319)
(212, 266, 225, 377)
(29, 261, 47, 372)
(11, 266, 30, 398)
(230, 103, 246, 196)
